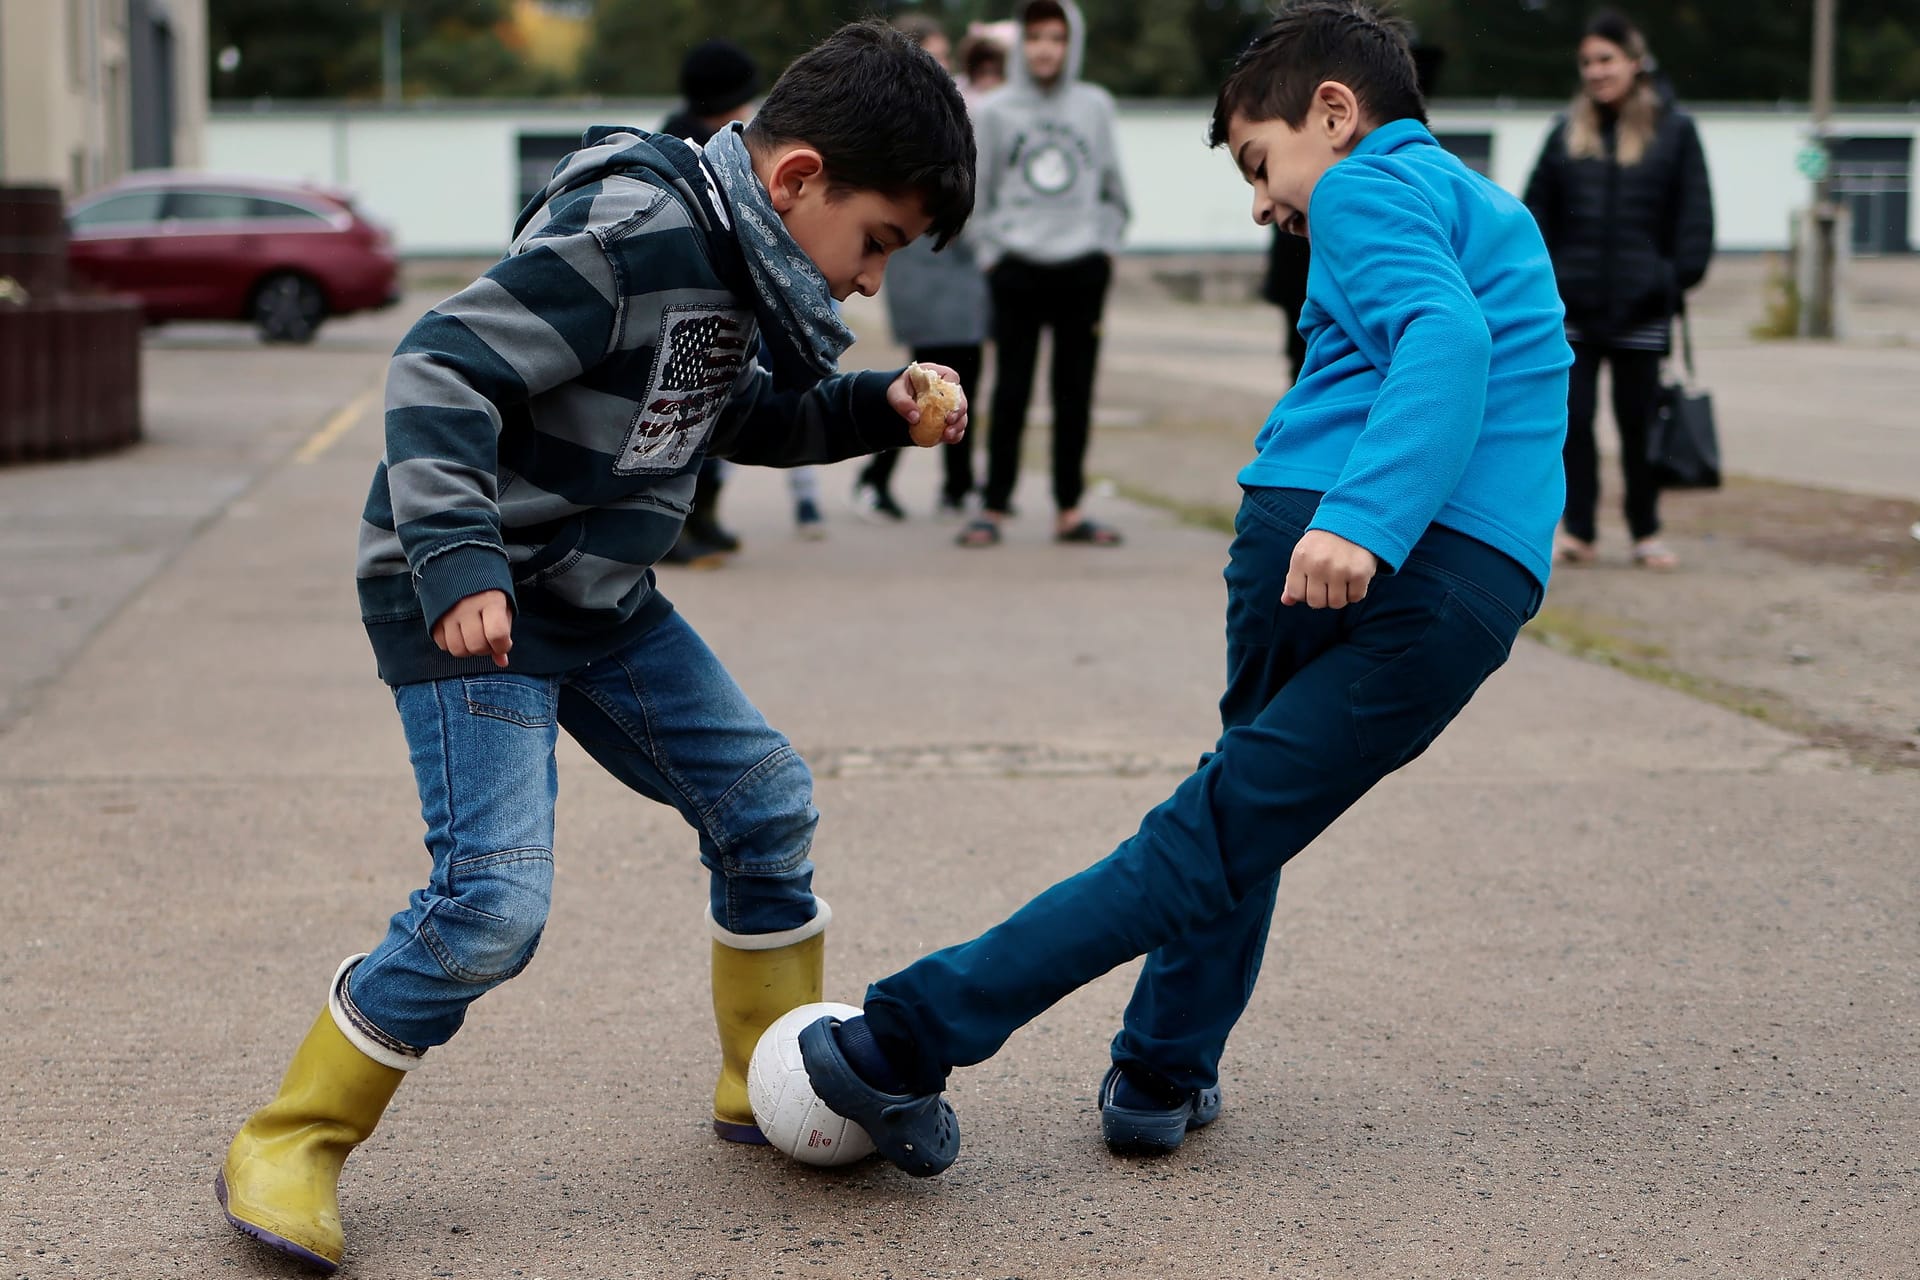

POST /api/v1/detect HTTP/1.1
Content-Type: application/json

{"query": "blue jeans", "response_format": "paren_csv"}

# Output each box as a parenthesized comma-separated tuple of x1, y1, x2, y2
(341, 611, 819, 1055)
(863, 487, 1542, 1095)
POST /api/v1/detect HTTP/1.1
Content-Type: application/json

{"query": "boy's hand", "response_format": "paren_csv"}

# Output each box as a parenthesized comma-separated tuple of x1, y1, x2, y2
(1282, 531, 1379, 609)
(888, 363, 968, 445)
(433, 589, 514, 667)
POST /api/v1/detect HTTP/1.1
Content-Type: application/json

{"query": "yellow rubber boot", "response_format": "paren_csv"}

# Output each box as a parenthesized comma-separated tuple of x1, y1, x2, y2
(709, 899, 831, 1142)
(216, 958, 414, 1274)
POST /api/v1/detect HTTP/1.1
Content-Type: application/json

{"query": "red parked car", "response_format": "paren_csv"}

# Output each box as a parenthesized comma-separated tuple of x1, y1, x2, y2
(66, 173, 400, 343)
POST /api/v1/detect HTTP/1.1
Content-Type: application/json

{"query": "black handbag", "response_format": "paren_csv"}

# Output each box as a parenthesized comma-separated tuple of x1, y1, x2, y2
(1647, 311, 1721, 489)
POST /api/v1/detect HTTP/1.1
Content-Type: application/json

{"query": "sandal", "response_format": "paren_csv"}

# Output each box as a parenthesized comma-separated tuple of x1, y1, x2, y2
(1056, 519, 1123, 546)
(955, 517, 1001, 548)
(1553, 533, 1598, 565)
(796, 1016, 959, 1177)
(1632, 539, 1679, 571)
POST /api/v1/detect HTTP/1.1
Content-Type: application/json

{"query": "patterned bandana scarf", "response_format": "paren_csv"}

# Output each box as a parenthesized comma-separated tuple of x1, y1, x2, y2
(700, 123, 856, 388)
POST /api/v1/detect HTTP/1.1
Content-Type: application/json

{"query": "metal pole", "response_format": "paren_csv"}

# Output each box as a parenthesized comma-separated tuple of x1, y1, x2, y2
(382, 6, 402, 105)
(1807, 0, 1837, 337)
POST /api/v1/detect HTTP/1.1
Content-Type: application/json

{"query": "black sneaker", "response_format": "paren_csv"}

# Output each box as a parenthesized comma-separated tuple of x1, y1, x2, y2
(684, 516, 740, 554)
(852, 483, 907, 523)
(660, 530, 727, 569)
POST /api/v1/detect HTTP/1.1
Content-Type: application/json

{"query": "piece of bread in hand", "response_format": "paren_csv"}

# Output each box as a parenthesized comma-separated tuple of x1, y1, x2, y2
(907, 362, 962, 446)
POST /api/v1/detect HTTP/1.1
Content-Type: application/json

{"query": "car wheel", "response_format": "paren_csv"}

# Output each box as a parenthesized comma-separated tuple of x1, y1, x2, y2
(252, 273, 327, 344)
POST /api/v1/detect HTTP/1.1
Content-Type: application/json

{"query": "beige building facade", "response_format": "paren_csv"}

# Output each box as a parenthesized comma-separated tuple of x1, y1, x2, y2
(0, 0, 207, 195)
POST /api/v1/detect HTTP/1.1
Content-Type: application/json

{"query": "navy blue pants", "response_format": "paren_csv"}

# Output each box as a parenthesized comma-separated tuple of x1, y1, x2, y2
(864, 487, 1542, 1095)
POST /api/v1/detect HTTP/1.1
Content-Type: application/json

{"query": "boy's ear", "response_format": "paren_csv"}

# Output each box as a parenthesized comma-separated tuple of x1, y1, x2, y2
(764, 145, 828, 214)
(1315, 80, 1364, 149)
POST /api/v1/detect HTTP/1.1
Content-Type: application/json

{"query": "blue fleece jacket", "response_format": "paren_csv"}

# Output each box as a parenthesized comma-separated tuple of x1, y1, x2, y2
(1238, 119, 1572, 588)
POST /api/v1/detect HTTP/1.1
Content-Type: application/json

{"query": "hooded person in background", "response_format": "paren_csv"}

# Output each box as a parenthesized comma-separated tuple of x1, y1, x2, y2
(958, 0, 1130, 549)
(659, 38, 759, 147)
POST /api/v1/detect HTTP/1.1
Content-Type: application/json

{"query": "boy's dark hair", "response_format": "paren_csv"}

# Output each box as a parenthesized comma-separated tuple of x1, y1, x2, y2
(961, 34, 1007, 81)
(1020, 0, 1069, 30)
(747, 19, 974, 249)
(1208, 0, 1427, 149)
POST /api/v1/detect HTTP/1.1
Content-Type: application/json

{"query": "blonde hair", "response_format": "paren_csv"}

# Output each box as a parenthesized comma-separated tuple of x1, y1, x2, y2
(1565, 19, 1658, 166)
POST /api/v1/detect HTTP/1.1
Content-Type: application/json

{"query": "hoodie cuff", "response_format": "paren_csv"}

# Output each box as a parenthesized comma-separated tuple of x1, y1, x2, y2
(415, 541, 515, 631)
(853, 369, 914, 450)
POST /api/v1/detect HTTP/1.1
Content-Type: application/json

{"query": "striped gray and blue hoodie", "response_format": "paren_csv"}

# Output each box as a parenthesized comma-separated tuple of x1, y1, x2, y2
(356, 127, 910, 685)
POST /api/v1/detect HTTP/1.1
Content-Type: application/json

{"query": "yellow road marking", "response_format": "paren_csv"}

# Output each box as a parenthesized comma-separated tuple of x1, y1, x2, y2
(294, 386, 378, 464)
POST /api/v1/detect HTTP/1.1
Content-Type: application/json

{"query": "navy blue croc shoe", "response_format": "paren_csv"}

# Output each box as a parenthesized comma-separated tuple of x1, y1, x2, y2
(1098, 1064, 1223, 1155)
(796, 1016, 959, 1177)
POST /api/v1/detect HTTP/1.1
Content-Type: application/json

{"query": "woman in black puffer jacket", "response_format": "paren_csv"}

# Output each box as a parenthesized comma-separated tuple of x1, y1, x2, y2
(1525, 9, 1714, 570)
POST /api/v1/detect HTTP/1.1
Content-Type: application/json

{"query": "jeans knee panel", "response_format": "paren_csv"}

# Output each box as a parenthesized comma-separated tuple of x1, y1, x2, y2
(420, 848, 555, 982)
(705, 744, 817, 873)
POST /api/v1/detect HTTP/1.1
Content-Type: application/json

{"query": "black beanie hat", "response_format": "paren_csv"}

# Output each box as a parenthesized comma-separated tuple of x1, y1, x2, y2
(680, 40, 761, 117)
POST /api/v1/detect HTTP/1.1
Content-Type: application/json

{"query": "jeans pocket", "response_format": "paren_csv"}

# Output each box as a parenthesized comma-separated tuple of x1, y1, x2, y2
(462, 676, 557, 728)
(1349, 592, 1515, 763)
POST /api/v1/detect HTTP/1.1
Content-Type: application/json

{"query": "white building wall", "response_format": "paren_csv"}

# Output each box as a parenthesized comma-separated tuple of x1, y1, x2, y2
(166, 0, 210, 170)
(206, 102, 1920, 258)
(1, 0, 209, 194)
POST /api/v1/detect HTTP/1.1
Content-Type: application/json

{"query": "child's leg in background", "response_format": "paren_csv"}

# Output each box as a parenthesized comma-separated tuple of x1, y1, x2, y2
(1561, 342, 1604, 544)
(864, 342, 984, 508)
(857, 448, 903, 499)
(1606, 348, 1664, 541)
(983, 260, 1046, 516)
(555, 611, 825, 1140)
(859, 488, 1539, 1094)
(787, 464, 823, 516)
(788, 466, 826, 536)
(1046, 254, 1113, 515)
(915, 342, 984, 507)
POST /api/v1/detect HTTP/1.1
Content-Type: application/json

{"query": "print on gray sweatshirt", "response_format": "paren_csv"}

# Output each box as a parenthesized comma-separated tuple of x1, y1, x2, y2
(971, 0, 1130, 270)
(356, 127, 907, 685)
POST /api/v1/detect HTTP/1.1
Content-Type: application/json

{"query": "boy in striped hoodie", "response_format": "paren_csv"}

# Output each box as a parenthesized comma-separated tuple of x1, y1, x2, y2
(216, 22, 973, 1272)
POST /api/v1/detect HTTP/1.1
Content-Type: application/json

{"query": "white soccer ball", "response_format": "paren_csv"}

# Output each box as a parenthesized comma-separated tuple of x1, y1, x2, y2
(747, 1001, 877, 1167)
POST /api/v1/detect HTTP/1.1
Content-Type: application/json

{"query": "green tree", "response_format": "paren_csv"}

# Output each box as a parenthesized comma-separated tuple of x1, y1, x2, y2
(1398, 0, 1920, 104)
(209, 0, 375, 99)
(226, 0, 1920, 103)
(580, 0, 880, 99)
(210, 0, 563, 100)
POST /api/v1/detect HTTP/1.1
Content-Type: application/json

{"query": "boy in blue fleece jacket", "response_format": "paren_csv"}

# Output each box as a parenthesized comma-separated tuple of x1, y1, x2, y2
(798, 0, 1574, 1177)
(216, 22, 974, 1271)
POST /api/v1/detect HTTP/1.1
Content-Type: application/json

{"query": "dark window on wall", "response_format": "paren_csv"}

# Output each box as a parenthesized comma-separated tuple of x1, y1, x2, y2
(129, 0, 178, 170)
(1830, 136, 1912, 256)
(1433, 132, 1493, 177)
(517, 134, 581, 222)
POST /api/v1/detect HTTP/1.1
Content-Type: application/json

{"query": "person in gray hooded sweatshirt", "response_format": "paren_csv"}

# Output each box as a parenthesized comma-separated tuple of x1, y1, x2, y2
(959, 0, 1129, 548)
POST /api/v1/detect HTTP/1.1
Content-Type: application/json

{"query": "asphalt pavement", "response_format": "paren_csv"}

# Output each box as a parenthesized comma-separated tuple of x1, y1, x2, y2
(2, 288, 1914, 1279)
